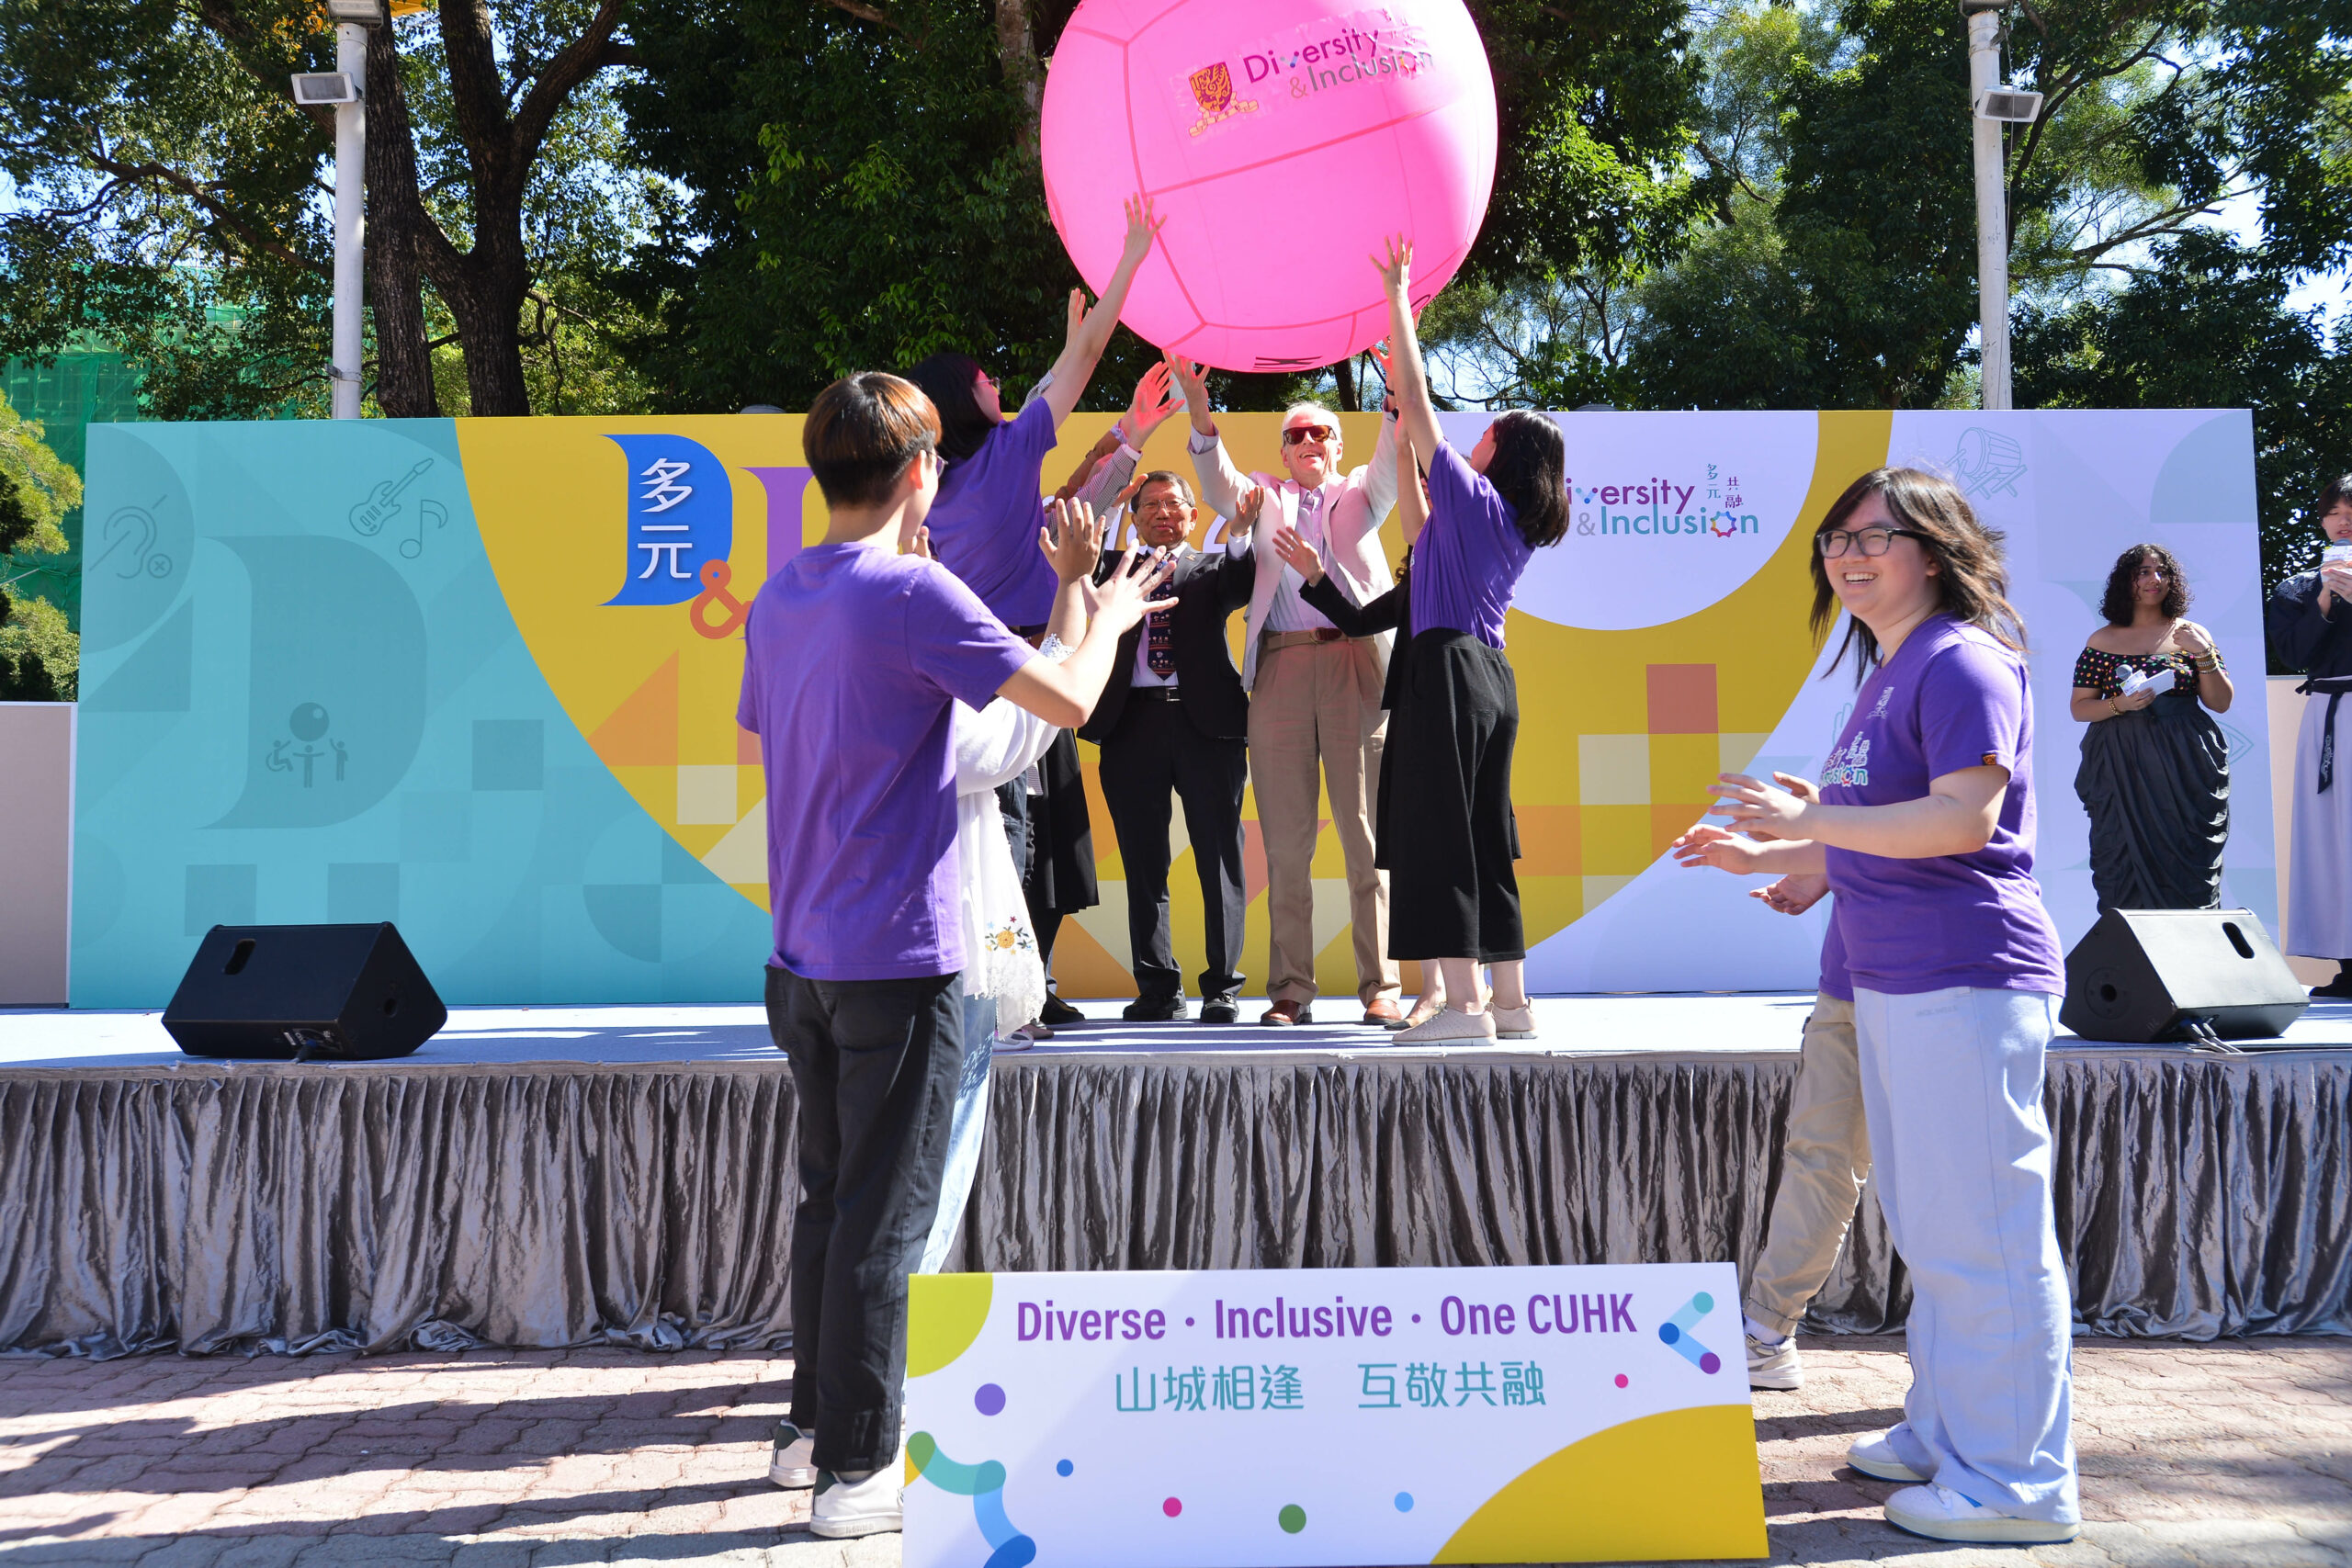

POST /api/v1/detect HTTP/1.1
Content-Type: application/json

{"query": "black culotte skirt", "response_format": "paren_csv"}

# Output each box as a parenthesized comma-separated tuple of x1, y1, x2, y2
(1376, 628, 1524, 963)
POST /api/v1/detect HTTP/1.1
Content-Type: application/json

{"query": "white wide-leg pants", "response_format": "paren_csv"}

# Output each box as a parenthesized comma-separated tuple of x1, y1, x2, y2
(1852, 984, 2080, 1525)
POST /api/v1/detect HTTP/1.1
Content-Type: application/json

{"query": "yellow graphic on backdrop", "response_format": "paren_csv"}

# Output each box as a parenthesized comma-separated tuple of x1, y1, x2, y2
(458, 412, 1890, 999)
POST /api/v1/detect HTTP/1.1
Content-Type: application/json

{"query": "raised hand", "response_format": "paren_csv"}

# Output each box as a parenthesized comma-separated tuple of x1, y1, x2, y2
(2172, 620, 2214, 659)
(1123, 359, 1182, 446)
(1271, 523, 1325, 584)
(1121, 193, 1164, 267)
(907, 524, 935, 562)
(1770, 770, 1822, 805)
(1091, 543, 1179, 635)
(1235, 484, 1270, 534)
(1040, 498, 1105, 584)
(1371, 233, 1413, 298)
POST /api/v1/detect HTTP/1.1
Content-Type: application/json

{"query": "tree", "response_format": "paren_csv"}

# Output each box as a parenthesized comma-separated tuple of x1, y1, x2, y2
(0, 392, 82, 701)
(2015, 229, 2352, 639)
(620, 0, 1717, 414)
(0, 0, 648, 418)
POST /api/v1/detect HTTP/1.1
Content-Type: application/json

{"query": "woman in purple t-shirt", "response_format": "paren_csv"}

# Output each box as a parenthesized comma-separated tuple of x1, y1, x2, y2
(1368, 237, 1569, 1044)
(1711, 468, 2080, 1547)
(907, 196, 1165, 631)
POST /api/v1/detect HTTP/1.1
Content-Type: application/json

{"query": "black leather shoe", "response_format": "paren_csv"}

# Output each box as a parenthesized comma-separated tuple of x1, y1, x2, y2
(1123, 995, 1188, 1021)
(2313, 966, 2352, 999)
(1039, 994, 1085, 1026)
(1200, 998, 1241, 1024)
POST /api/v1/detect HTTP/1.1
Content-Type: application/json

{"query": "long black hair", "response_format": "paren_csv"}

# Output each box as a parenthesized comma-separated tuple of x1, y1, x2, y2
(1483, 411, 1569, 548)
(1808, 468, 2027, 679)
(2098, 543, 2189, 625)
(905, 352, 997, 465)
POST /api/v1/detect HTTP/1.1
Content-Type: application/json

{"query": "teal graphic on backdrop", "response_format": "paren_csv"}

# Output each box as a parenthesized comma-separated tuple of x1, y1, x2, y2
(73, 420, 770, 1009)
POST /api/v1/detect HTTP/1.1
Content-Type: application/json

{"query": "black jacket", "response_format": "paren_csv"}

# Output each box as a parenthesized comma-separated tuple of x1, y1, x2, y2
(1080, 546, 1255, 743)
(2267, 568, 2352, 680)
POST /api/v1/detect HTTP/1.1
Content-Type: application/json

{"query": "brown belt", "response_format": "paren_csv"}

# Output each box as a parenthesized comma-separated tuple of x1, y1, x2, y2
(1261, 627, 1359, 651)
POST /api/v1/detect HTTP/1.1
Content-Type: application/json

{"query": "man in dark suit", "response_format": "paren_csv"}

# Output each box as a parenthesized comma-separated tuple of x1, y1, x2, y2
(1080, 471, 1256, 1022)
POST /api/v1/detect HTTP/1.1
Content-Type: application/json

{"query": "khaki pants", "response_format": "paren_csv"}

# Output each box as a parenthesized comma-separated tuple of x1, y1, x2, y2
(1746, 992, 1871, 1338)
(1249, 637, 1399, 1008)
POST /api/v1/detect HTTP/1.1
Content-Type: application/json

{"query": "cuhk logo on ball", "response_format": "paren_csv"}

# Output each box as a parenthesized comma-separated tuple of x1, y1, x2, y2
(1043, 0, 1498, 373)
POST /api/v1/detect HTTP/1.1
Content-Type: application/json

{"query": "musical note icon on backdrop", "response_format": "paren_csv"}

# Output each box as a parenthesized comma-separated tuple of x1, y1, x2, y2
(400, 498, 448, 559)
(349, 459, 435, 537)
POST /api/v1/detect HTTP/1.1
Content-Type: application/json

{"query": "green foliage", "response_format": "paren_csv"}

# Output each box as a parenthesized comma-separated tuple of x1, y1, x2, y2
(0, 391, 80, 701)
(2016, 229, 2352, 646)
(0, 588, 76, 702)
(0, 390, 82, 553)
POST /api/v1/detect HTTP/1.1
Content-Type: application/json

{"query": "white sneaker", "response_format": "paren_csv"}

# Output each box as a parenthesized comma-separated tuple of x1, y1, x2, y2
(1847, 1429, 1928, 1483)
(768, 1422, 816, 1489)
(1884, 1483, 2080, 1543)
(809, 1456, 904, 1538)
(1489, 1003, 1536, 1040)
(1394, 1006, 1498, 1043)
(1746, 1333, 1802, 1390)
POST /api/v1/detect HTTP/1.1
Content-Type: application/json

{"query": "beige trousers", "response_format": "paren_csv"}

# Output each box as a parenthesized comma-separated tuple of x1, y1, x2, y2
(1249, 637, 1400, 1008)
(1746, 992, 1871, 1338)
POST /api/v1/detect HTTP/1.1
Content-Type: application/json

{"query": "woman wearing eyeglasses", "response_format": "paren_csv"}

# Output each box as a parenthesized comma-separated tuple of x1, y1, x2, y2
(1358, 236, 1569, 1043)
(1709, 469, 2077, 1546)
(2068, 544, 2233, 912)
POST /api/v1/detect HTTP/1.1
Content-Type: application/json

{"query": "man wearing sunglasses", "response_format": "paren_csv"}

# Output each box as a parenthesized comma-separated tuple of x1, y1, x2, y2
(1170, 355, 1406, 1028)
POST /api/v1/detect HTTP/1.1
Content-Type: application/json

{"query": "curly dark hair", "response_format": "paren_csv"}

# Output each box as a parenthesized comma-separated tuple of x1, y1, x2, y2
(1808, 467, 2027, 680)
(2098, 543, 2190, 625)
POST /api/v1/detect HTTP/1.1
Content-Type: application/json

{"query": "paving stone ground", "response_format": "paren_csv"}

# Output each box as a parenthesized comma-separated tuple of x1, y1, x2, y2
(1, 1337, 2345, 1567)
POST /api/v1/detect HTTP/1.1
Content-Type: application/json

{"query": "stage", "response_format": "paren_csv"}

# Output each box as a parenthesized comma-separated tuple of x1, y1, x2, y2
(4, 994, 2347, 1358)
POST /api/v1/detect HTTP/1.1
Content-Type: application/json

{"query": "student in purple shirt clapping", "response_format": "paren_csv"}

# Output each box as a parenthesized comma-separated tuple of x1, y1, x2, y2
(1706, 468, 2080, 1546)
(740, 373, 1170, 1538)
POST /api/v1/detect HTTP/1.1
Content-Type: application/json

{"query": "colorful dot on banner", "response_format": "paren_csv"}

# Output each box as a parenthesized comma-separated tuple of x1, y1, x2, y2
(1701, 1352, 1722, 1374)
(1614, 1374, 1629, 1388)
(1163, 1497, 1182, 1517)
(1659, 1323, 1681, 1344)
(1411, 1314, 1421, 1324)
(1395, 1493, 1414, 1512)
(1184, 1318, 1194, 1326)
(1057, 1460, 1073, 1477)
(975, 1384, 1006, 1416)
(1279, 1505, 1307, 1535)
(1693, 1292, 1714, 1313)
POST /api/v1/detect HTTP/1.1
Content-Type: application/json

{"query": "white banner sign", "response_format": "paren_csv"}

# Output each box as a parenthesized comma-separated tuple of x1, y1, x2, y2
(903, 1262, 1764, 1567)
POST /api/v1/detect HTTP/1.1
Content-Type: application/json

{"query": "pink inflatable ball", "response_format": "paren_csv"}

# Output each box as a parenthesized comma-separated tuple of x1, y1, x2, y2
(1042, 0, 1497, 374)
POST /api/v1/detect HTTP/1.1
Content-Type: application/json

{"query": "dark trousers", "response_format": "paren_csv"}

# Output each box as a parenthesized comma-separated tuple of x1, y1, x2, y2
(764, 963, 963, 1473)
(1098, 692, 1249, 1002)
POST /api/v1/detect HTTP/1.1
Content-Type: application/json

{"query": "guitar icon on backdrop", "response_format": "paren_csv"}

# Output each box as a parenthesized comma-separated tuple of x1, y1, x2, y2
(349, 459, 435, 538)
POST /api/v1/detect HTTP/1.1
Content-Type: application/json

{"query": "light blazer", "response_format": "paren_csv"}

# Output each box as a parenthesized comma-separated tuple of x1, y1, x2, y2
(1188, 410, 1400, 690)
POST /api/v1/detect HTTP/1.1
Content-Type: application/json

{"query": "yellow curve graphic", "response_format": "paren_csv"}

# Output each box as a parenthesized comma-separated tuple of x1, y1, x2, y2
(907, 1273, 994, 1378)
(1434, 1404, 1767, 1563)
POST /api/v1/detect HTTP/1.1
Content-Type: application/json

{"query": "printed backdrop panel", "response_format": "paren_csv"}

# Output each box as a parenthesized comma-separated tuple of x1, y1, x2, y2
(72, 410, 2271, 1006)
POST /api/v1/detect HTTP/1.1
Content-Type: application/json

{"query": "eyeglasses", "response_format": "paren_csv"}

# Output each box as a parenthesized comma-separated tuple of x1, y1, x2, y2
(1282, 424, 1337, 446)
(1816, 525, 1927, 558)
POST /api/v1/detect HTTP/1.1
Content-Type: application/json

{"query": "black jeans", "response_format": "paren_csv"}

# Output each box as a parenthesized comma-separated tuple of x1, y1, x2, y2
(1098, 692, 1250, 1003)
(765, 963, 964, 1473)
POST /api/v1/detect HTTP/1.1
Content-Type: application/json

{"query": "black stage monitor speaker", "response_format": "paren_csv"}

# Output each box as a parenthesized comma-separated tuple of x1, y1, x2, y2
(2060, 908, 2309, 1044)
(163, 922, 447, 1061)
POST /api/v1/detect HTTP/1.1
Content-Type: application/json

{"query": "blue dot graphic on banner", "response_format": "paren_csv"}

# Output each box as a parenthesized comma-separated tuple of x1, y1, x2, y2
(1657, 1291, 1723, 1375)
(604, 434, 733, 606)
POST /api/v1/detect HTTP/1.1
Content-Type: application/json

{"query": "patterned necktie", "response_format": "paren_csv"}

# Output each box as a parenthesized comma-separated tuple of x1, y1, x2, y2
(1145, 556, 1178, 677)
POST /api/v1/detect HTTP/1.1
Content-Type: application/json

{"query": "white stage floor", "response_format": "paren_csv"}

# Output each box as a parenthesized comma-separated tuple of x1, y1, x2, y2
(2, 993, 2347, 1071)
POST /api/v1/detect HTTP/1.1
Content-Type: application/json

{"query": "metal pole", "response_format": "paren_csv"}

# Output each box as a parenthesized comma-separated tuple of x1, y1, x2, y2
(1967, 5, 2010, 411)
(331, 21, 367, 419)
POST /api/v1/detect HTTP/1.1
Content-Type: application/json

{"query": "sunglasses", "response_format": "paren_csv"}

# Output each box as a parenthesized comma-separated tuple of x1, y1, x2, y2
(1282, 424, 1337, 446)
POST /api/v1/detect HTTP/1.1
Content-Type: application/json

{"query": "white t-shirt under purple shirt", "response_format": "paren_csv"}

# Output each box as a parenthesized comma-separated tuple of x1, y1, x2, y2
(1819, 614, 2064, 996)
(737, 542, 1035, 980)
(928, 397, 1061, 627)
